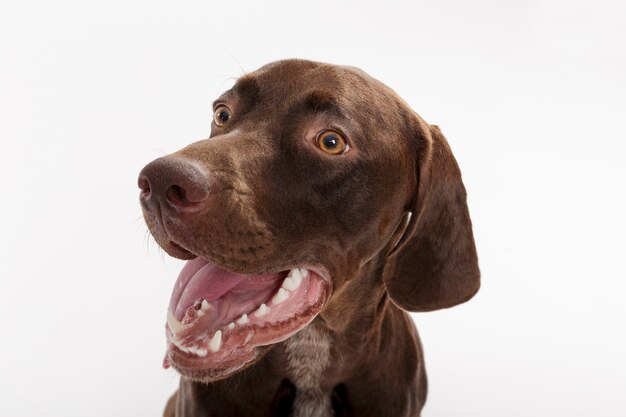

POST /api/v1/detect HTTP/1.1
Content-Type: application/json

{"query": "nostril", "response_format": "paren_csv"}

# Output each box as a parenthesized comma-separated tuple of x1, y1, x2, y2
(167, 185, 188, 206)
(138, 176, 151, 196)
(166, 184, 209, 208)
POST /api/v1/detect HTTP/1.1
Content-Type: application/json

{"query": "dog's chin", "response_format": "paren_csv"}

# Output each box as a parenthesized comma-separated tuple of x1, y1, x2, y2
(161, 254, 331, 381)
(167, 344, 267, 383)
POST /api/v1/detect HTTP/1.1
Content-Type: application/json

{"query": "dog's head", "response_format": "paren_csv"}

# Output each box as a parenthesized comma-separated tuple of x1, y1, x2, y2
(139, 59, 479, 381)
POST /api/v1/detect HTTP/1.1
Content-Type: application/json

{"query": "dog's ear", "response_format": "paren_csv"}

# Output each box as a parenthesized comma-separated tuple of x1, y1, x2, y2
(383, 123, 480, 312)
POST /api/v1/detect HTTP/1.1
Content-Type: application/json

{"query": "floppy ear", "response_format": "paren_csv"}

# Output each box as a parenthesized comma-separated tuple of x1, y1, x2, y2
(383, 123, 480, 312)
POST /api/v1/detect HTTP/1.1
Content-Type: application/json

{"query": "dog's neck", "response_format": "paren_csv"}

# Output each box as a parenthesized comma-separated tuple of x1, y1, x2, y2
(278, 261, 392, 416)
(283, 323, 334, 417)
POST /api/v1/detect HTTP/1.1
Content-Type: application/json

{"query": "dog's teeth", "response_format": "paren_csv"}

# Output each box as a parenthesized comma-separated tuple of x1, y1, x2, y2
(299, 268, 310, 278)
(254, 303, 270, 317)
(167, 311, 188, 334)
(171, 336, 194, 354)
(272, 288, 289, 305)
(227, 322, 235, 330)
(201, 300, 211, 311)
(290, 269, 303, 286)
(282, 276, 297, 291)
(197, 310, 205, 317)
(236, 314, 249, 325)
(209, 330, 222, 352)
(290, 268, 302, 281)
(282, 270, 302, 291)
(196, 348, 208, 357)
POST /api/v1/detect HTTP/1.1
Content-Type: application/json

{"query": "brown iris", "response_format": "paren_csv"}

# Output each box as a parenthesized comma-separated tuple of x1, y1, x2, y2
(316, 130, 348, 155)
(213, 105, 232, 127)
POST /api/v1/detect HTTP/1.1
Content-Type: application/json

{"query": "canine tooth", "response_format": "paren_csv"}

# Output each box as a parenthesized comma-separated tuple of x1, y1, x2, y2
(299, 268, 310, 278)
(201, 300, 211, 311)
(196, 348, 208, 357)
(227, 322, 235, 330)
(209, 330, 222, 352)
(167, 311, 187, 334)
(187, 345, 198, 354)
(237, 314, 249, 325)
(272, 288, 289, 305)
(254, 303, 270, 317)
(197, 310, 205, 317)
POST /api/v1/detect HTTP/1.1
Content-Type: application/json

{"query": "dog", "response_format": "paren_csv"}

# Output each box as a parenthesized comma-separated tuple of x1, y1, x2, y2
(138, 59, 480, 417)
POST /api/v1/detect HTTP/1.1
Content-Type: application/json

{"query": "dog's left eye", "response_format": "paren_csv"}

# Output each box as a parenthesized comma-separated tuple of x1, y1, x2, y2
(213, 105, 232, 127)
(316, 130, 348, 155)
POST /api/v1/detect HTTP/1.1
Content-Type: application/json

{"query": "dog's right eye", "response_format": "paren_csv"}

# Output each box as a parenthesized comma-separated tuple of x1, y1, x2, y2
(213, 105, 232, 127)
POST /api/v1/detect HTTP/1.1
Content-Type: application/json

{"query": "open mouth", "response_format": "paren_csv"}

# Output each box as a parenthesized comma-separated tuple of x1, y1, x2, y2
(164, 257, 330, 379)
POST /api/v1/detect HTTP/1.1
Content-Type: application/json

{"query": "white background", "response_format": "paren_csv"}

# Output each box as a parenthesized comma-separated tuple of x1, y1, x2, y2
(1, 1, 625, 416)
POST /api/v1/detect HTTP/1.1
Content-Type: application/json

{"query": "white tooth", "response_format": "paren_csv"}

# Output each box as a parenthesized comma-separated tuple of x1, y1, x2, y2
(201, 300, 211, 311)
(290, 268, 302, 281)
(187, 345, 198, 354)
(227, 322, 235, 330)
(167, 311, 188, 334)
(282, 271, 302, 291)
(197, 310, 205, 317)
(282, 276, 297, 291)
(299, 268, 310, 278)
(254, 303, 270, 317)
(236, 314, 249, 325)
(272, 288, 289, 305)
(209, 330, 222, 352)
(196, 348, 208, 357)
(171, 337, 192, 354)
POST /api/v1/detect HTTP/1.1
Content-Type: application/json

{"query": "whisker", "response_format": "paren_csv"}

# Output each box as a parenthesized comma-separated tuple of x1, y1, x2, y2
(217, 76, 238, 95)
(144, 148, 169, 157)
(225, 51, 247, 77)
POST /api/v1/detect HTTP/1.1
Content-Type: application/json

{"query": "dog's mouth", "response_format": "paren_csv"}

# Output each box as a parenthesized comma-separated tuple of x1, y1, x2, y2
(164, 256, 330, 380)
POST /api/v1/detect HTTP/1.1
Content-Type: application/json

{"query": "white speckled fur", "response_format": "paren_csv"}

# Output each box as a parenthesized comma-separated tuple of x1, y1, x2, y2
(284, 324, 333, 417)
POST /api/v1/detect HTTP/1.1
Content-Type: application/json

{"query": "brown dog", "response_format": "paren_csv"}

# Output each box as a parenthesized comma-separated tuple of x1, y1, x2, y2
(139, 59, 480, 417)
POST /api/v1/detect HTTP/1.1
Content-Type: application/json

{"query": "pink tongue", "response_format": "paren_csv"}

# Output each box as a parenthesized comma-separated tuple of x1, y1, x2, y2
(170, 258, 249, 320)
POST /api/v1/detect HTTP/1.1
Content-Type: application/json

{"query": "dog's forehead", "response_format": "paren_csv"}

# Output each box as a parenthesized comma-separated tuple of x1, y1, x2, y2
(222, 60, 394, 112)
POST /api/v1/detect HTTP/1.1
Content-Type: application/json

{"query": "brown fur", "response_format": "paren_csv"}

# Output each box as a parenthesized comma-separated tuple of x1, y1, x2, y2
(140, 59, 480, 417)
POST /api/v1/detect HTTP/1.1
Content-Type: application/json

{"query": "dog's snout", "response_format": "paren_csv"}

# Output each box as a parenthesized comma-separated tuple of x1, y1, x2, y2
(138, 157, 210, 213)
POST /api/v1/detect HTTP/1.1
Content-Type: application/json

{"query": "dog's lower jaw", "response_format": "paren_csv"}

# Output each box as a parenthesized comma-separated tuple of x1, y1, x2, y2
(166, 292, 427, 417)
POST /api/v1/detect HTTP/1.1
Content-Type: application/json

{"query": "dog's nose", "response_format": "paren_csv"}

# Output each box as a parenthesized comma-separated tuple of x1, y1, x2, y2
(138, 157, 210, 213)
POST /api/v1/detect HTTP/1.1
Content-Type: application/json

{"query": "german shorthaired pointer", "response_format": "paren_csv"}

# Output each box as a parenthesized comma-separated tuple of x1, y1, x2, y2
(139, 59, 480, 417)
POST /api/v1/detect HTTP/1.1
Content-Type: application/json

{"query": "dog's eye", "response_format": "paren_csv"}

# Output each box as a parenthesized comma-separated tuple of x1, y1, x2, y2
(316, 130, 348, 155)
(213, 105, 232, 127)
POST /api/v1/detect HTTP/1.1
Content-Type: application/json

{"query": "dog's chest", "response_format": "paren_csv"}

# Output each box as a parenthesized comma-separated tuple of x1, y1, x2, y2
(282, 324, 333, 417)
